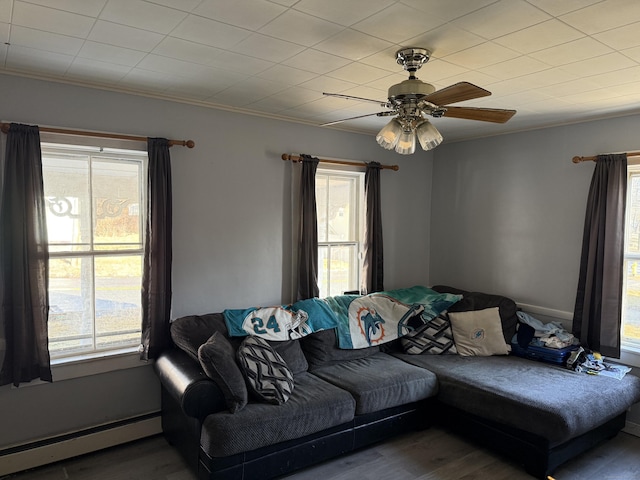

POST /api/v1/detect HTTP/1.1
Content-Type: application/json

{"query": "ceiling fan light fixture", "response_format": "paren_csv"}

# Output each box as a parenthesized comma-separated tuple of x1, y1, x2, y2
(416, 119, 443, 151)
(376, 118, 403, 150)
(395, 128, 416, 155)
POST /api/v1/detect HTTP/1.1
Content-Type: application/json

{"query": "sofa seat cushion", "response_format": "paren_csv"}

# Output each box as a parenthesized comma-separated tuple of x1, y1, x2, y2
(395, 353, 640, 446)
(200, 372, 355, 457)
(311, 352, 439, 415)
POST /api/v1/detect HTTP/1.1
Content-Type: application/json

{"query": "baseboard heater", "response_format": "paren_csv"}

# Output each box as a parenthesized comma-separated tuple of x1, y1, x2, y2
(0, 411, 161, 477)
(624, 419, 640, 438)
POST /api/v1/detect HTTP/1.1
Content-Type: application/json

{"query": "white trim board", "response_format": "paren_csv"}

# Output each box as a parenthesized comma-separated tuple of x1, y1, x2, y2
(0, 414, 161, 477)
(623, 420, 640, 438)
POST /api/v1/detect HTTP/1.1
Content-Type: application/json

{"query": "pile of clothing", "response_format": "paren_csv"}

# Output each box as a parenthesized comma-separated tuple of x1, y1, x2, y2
(515, 311, 578, 349)
(566, 347, 632, 380)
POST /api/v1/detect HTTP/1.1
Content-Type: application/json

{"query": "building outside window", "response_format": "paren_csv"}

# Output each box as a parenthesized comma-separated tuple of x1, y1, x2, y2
(41, 142, 146, 359)
(315, 168, 364, 298)
(622, 160, 640, 352)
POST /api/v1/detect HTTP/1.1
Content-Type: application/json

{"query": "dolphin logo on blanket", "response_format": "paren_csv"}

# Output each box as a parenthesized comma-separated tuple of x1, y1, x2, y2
(349, 295, 424, 348)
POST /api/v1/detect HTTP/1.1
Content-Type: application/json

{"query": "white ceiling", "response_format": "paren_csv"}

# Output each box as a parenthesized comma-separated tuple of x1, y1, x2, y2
(2, 0, 640, 143)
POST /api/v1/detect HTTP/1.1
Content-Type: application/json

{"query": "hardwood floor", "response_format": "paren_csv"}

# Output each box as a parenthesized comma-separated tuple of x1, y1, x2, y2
(3, 427, 639, 480)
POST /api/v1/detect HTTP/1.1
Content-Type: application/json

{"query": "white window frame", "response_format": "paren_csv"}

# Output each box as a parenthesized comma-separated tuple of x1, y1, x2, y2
(315, 167, 365, 298)
(41, 139, 147, 363)
(622, 157, 640, 358)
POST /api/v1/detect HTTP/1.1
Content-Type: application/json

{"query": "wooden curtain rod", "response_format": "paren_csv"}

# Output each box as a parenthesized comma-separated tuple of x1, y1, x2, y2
(282, 153, 399, 171)
(0, 123, 195, 148)
(572, 151, 640, 163)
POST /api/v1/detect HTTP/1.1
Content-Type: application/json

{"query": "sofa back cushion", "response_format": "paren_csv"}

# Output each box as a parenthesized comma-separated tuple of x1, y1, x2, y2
(301, 328, 379, 369)
(431, 285, 518, 344)
(171, 313, 308, 375)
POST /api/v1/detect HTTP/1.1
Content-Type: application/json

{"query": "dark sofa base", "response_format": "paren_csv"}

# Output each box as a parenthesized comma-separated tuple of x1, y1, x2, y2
(435, 401, 626, 479)
(161, 382, 434, 480)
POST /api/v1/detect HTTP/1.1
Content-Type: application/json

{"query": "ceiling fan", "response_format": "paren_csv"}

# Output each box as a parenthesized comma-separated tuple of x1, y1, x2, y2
(321, 47, 516, 155)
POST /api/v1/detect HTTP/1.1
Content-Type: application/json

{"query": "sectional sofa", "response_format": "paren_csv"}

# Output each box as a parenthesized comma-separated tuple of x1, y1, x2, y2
(154, 287, 640, 480)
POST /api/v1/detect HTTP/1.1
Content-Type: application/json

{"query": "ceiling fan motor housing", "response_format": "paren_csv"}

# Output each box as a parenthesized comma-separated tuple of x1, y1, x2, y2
(388, 78, 436, 103)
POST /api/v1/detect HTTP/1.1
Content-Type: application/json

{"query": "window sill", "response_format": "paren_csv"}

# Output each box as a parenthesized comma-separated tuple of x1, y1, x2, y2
(620, 346, 640, 370)
(51, 347, 150, 382)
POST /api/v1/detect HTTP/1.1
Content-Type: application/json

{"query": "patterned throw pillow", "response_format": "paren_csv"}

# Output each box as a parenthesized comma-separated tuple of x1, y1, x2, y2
(401, 311, 457, 355)
(237, 336, 294, 405)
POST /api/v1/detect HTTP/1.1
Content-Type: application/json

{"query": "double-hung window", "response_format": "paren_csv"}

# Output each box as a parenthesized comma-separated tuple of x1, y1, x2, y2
(622, 158, 640, 352)
(41, 142, 146, 359)
(315, 168, 365, 298)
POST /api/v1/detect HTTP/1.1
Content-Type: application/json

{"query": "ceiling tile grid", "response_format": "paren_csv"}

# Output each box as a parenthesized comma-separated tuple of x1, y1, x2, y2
(1, 0, 640, 142)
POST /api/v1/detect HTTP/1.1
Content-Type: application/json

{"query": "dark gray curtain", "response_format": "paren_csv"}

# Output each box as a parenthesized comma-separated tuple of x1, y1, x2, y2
(298, 154, 319, 300)
(140, 138, 172, 361)
(362, 162, 384, 294)
(573, 153, 627, 358)
(0, 123, 51, 386)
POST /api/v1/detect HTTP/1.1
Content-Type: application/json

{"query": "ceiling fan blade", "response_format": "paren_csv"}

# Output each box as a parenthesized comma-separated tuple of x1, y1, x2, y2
(442, 106, 516, 123)
(424, 82, 491, 106)
(320, 111, 395, 127)
(323, 92, 388, 107)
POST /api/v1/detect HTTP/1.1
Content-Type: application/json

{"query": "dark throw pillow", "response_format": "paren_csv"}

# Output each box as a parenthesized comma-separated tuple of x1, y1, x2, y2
(197, 332, 248, 413)
(237, 336, 294, 405)
(401, 311, 457, 355)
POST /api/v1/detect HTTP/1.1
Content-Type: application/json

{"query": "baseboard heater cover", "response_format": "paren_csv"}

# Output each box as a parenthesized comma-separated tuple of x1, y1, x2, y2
(623, 420, 640, 438)
(0, 412, 161, 477)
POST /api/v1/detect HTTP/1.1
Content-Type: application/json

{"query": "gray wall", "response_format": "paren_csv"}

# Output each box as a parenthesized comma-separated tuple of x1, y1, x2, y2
(0, 73, 433, 448)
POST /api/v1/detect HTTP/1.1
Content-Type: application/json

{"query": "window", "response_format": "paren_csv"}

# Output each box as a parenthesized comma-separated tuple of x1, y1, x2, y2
(315, 168, 364, 297)
(42, 143, 146, 359)
(622, 160, 640, 351)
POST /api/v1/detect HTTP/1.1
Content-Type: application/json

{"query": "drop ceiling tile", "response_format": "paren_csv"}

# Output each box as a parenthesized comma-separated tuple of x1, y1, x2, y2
(493, 20, 585, 55)
(364, 72, 406, 92)
(563, 87, 627, 104)
(558, 52, 637, 78)
(622, 45, 640, 63)
(445, 42, 520, 70)
(12, 1, 95, 38)
(293, 0, 395, 27)
(78, 41, 147, 67)
(528, 37, 614, 67)
(560, 0, 640, 34)
(338, 85, 388, 103)
(299, 75, 358, 94)
(326, 62, 392, 84)
(10, 25, 84, 56)
(0, 22, 8, 42)
(588, 65, 640, 88)
(212, 77, 290, 106)
(525, 0, 602, 16)
(419, 59, 469, 82)
(136, 54, 218, 79)
(359, 47, 406, 73)
(66, 57, 131, 84)
(152, 37, 224, 66)
(0, 0, 12, 23)
(536, 78, 603, 98)
(407, 25, 485, 58)
(99, 0, 187, 34)
(594, 22, 640, 51)
(352, 3, 447, 44)
(19, 0, 107, 17)
(452, 0, 551, 40)
(269, 0, 298, 6)
(229, 34, 306, 63)
(170, 15, 252, 50)
(281, 49, 351, 74)
(247, 86, 323, 112)
(258, 10, 344, 47)
(400, 0, 499, 22)
(478, 56, 551, 80)
(257, 65, 318, 85)
(513, 67, 579, 89)
(208, 50, 275, 75)
(6, 44, 74, 75)
(193, 0, 286, 30)
(313, 29, 393, 61)
(145, 0, 201, 11)
(120, 68, 180, 92)
(88, 20, 165, 51)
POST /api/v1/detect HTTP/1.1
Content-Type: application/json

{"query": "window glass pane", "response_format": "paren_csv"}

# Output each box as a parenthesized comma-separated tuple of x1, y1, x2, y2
(93, 158, 142, 251)
(327, 176, 356, 242)
(42, 155, 91, 253)
(326, 245, 358, 297)
(95, 255, 142, 349)
(624, 171, 640, 347)
(316, 174, 328, 243)
(49, 257, 94, 356)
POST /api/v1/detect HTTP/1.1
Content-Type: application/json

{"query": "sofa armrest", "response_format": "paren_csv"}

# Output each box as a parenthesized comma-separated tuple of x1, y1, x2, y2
(155, 348, 226, 420)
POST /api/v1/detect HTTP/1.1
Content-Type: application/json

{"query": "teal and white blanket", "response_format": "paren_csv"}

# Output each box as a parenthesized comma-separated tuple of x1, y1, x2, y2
(224, 286, 462, 349)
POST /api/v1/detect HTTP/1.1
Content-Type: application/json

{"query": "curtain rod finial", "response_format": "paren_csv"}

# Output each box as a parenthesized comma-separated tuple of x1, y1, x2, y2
(572, 156, 584, 163)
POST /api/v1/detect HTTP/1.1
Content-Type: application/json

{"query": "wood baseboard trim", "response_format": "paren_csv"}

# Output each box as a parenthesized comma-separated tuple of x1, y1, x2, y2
(623, 420, 640, 438)
(0, 412, 161, 476)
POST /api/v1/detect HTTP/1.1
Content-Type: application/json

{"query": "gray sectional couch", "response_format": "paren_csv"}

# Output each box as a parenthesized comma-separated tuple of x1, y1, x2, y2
(155, 288, 640, 480)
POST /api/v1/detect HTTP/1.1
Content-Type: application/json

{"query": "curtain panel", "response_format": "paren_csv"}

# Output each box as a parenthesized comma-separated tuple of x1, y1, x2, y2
(362, 162, 384, 294)
(140, 138, 173, 360)
(0, 123, 52, 386)
(297, 154, 320, 300)
(572, 153, 627, 358)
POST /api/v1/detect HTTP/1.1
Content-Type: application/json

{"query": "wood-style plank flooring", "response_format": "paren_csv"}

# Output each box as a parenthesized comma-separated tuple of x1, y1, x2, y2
(3, 426, 639, 480)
